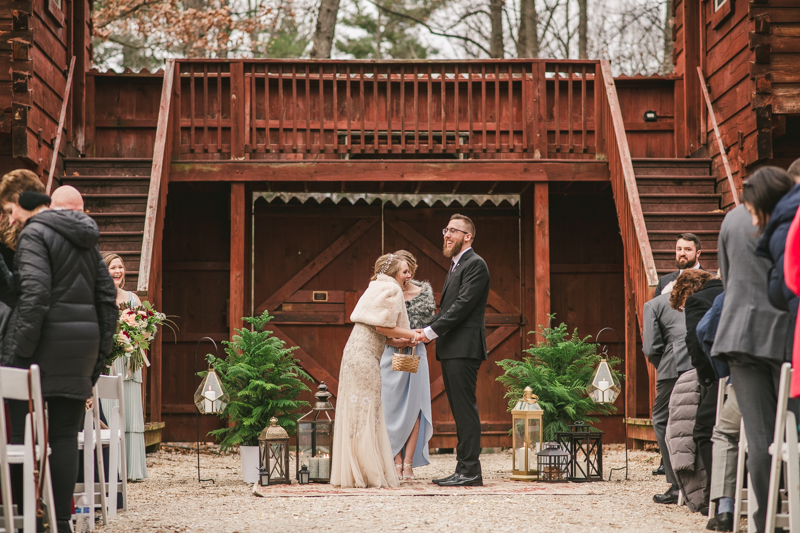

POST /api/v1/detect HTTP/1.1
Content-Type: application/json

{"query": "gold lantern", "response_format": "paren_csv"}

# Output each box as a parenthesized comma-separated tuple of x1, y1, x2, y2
(510, 386, 544, 481)
(193, 367, 229, 414)
(258, 417, 291, 485)
(587, 359, 621, 405)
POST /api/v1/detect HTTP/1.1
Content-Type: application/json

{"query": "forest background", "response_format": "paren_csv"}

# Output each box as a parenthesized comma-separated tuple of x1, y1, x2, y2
(93, 0, 676, 76)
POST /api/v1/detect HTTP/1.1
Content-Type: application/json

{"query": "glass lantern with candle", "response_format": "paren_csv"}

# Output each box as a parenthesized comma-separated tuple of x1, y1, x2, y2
(556, 421, 603, 482)
(510, 386, 544, 481)
(587, 359, 621, 405)
(194, 366, 229, 414)
(296, 382, 335, 483)
(258, 417, 291, 485)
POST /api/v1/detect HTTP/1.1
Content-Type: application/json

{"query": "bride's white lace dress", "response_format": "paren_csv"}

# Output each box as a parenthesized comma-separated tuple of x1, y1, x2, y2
(331, 274, 408, 488)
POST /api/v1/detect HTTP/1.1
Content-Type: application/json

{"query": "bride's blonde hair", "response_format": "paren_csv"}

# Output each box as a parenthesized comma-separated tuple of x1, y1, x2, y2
(370, 253, 407, 281)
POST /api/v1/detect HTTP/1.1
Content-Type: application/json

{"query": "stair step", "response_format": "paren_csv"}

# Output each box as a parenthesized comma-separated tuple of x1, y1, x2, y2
(635, 175, 717, 195)
(83, 194, 149, 199)
(643, 212, 725, 231)
(64, 158, 152, 177)
(632, 159, 713, 177)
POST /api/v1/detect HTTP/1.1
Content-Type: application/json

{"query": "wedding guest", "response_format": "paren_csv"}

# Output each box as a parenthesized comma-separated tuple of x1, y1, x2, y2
(380, 250, 434, 481)
(0, 169, 117, 533)
(783, 159, 800, 398)
(331, 254, 420, 488)
(712, 167, 795, 533)
(103, 252, 148, 481)
(669, 269, 722, 514)
(50, 185, 85, 212)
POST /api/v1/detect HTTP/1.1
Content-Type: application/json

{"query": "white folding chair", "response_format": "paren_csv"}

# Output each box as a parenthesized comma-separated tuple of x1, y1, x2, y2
(764, 363, 799, 532)
(0, 365, 57, 533)
(708, 378, 729, 518)
(733, 417, 756, 533)
(76, 374, 127, 524)
(0, 369, 22, 532)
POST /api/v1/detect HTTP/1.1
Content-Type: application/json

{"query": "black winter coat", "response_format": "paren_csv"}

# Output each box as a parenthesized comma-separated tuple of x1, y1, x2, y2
(756, 183, 800, 319)
(684, 279, 724, 386)
(1, 210, 118, 400)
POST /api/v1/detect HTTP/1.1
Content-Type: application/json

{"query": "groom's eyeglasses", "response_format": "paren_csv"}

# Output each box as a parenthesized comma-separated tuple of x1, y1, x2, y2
(443, 227, 470, 236)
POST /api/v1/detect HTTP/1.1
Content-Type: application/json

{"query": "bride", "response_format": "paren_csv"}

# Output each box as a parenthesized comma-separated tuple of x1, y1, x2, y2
(331, 253, 421, 488)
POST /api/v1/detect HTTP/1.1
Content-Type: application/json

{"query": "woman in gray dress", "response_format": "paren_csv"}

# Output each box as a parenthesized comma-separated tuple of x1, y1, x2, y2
(381, 250, 435, 481)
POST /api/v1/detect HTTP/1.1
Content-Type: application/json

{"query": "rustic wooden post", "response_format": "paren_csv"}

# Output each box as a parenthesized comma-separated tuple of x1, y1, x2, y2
(623, 255, 637, 435)
(230, 183, 246, 334)
(682, 0, 701, 156)
(230, 62, 245, 159)
(533, 183, 550, 331)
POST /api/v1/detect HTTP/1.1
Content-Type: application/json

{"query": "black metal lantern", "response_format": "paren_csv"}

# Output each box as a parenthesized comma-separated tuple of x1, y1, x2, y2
(537, 442, 569, 482)
(298, 464, 310, 485)
(259, 468, 270, 487)
(296, 382, 335, 483)
(258, 417, 291, 485)
(556, 421, 603, 482)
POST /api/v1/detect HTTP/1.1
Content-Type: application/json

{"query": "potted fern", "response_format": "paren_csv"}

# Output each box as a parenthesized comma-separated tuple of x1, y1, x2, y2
(496, 317, 623, 441)
(204, 311, 312, 482)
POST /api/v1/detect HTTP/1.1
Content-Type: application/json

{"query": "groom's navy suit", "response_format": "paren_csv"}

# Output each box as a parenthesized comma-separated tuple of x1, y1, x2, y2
(427, 248, 490, 478)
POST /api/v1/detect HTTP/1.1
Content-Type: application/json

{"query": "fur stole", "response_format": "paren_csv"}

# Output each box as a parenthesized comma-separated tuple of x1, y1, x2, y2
(349, 274, 410, 329)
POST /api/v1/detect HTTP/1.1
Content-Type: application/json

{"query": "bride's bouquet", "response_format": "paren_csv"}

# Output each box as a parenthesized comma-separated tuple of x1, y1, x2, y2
(106, 301, 173, 373)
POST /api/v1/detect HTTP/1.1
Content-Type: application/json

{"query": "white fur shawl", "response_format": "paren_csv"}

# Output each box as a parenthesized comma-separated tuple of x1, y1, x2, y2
(349, 274, 410, 330)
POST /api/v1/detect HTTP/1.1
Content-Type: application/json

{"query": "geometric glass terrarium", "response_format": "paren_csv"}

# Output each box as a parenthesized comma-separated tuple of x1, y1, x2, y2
(510, 387, 544, 482)
(296, 382, 335, 483)
(194, 367, 229, 414)
(587, 359, 621, 405)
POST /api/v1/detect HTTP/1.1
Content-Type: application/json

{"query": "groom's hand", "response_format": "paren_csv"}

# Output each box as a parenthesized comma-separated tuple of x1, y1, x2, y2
(415, 329, 430, 343)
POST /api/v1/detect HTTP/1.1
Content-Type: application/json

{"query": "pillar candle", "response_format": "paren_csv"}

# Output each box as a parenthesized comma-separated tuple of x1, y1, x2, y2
(318, 455, 330, 480)
(308, 457, 320, 478)
(203, 389, 216, 413)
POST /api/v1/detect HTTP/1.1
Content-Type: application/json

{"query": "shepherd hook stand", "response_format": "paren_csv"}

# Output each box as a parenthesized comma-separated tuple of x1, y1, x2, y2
(195, 336, 218, 483)
(595, 326, 628, 481)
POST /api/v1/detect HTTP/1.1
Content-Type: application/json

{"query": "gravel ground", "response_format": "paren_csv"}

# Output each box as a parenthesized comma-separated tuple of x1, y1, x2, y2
(96, 444, 718, 532)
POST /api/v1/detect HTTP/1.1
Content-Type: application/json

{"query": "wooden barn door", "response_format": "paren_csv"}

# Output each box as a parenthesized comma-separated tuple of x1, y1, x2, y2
(252, 196, 521, 448)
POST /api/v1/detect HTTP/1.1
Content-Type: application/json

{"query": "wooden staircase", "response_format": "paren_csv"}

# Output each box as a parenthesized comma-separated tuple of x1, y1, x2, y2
(61, 158, 152, 291)
(633, 158, 726, 277)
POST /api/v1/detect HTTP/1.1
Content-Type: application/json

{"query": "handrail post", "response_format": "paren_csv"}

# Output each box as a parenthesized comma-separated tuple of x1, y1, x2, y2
(696, 66, 740, 206)
(230, 62, 245, 160)
(46, 56, 76, 195)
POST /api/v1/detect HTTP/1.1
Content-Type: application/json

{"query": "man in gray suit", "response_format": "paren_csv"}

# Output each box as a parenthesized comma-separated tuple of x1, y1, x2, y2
(643, 291, 693, 504)
(712, 204, 792, 533)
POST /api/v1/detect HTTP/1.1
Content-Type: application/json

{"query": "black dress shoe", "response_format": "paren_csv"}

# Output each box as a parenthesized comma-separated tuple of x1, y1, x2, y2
(432, 472, 459, 485)
(436, 474, 483, 487)
(706, 512, 733, 532)
(653, 489, 679, 504)
(652, 463, 665, 475)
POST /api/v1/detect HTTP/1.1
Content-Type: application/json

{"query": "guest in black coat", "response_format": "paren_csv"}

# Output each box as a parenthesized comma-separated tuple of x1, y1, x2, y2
(0, 169, 118, 533)
(669, 269, 724, 512)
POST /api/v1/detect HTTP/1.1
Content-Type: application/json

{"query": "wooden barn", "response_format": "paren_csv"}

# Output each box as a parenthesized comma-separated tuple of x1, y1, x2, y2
(1, 0, 799, 447)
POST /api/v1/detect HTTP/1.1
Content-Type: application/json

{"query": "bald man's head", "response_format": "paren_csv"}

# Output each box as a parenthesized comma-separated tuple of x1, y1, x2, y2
(51, 186, 84, 212)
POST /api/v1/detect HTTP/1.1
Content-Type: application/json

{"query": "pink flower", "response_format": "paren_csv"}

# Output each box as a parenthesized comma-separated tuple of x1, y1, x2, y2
(121, 311, 138, 327)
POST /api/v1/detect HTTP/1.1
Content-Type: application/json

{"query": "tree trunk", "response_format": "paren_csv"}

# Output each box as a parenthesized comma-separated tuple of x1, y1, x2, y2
(517, 0, 539, 58)
(662, 0, 675, 74)
(489, 0, 505, 58)
(310, 0, 341, 59)
(578, 0, 588, 59)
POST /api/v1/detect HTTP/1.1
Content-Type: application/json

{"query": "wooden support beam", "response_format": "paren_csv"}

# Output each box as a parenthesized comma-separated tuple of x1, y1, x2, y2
(623, 256, 637, 426)
(230, 62, 245, 160)
(682, 0, 701, 156)
(170, 160, 611, 183)
(230, 183, 246, 333)
(533, 183, 550, 332)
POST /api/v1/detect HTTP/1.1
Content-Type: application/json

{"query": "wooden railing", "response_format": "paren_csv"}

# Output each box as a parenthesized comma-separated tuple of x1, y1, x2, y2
(697, 67, 740, 206)
(597, 60, 658, 325)
(45, 57, 76, 194)
(174, 59, 600, 159)
(139, 59, 176, 295)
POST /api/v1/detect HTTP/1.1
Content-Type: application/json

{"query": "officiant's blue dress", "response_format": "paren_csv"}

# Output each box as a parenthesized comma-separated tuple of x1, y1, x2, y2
(380, 280, 435, 467)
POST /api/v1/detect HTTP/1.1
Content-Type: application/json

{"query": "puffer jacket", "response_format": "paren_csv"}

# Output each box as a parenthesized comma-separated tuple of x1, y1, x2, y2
(2, 209, 118, 400)
(666, 369, 707, 512)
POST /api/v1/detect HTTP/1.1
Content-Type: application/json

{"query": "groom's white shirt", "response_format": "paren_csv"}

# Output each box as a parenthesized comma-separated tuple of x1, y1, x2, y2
(423, 246, 472, 341)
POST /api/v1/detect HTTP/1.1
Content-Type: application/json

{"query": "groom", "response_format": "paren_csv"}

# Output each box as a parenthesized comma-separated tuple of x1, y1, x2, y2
(417, 214, 490, 487)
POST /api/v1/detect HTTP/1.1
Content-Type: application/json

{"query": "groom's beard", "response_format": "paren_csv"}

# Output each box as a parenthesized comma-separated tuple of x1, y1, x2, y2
(443, 239, 463, 258)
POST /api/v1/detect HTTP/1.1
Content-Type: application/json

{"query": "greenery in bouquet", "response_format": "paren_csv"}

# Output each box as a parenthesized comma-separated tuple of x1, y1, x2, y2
(106, 300, 175, 372)
(496, 316, 624, 441)
(205, 311, 312, 450)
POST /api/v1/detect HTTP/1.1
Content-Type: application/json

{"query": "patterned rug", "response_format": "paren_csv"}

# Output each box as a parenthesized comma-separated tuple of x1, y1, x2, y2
(252, 479, 596, 497)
